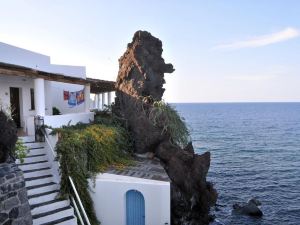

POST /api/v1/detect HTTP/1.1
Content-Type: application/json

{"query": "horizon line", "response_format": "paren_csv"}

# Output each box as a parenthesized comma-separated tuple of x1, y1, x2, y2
(168, 101, 300, 104)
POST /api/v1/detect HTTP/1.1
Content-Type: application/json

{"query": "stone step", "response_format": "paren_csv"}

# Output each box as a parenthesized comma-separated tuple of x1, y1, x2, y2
(23, 168, 52, 179)
(23, 166, 51, 174)
(32, 206, 74, 225)
(27, 148, 47, 156)
(29, 191, 59, 205)
(24, 142, 45, 149)
(27, 182, 57, 191)
(28, 189, 59, 199)
(18, 137, 76, 224)
(18, 161, 50, 171)
(27, 182, 59, 196)
(31, 199, 70, 216)
(17, 154, 48, 164)
(26, 175, 54, 187)
(27, 146, 45, 151)
(19, 136, 35, 143)
(55, 217, 77, 225)
(31, 199, 61, 209)
(41, 216, 77, 225)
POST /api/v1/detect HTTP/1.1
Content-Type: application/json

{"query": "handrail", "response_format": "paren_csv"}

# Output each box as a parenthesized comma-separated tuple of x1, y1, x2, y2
(43, 129, 57, 159)
(69, 176, 92, 225)
(71, 195, 85, 225)
(42, 127, 92, 225)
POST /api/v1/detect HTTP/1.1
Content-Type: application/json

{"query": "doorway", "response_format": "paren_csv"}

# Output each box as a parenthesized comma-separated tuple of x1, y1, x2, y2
(126, 190, 145, 225)
(10, 87, 21, 128)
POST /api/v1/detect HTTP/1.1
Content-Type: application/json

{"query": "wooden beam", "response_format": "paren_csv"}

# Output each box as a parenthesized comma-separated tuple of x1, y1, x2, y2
(0, 62, 116, 92)
(0, 63, 88, 85)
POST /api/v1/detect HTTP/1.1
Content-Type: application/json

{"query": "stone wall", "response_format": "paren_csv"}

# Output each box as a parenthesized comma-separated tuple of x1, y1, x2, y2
(0, 162, 32, 225)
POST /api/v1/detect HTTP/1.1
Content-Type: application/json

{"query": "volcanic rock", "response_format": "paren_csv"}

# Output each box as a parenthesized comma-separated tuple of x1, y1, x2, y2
(233, 198, 263, 217)
(114, 30, 217, 225)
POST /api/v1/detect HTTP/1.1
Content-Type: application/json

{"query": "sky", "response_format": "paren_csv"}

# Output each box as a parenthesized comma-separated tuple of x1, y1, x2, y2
(1, 0, 300, 103)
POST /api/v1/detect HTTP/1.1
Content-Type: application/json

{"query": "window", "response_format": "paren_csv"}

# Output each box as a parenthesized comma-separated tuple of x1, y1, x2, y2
(30, 88, 35, 110)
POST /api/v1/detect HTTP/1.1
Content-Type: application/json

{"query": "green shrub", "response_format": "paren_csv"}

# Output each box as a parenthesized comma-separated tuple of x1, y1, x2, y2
(0, 110, 18, 163)
(149, 101, 190, 148)
(52, 107, 61, 115)
(53, 123, 133, 225)
(13, 139, 28, 163)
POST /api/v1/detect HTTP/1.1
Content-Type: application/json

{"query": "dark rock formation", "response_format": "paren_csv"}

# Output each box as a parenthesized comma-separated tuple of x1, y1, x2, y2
(0, 111, 18, 163)
(114, 31, 217, 225)
(233, 198, 263, 217)
(115, 31, 174, 154)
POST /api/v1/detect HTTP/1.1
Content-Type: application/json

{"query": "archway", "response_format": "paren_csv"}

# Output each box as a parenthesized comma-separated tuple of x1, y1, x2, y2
(126, 190, 145, 225)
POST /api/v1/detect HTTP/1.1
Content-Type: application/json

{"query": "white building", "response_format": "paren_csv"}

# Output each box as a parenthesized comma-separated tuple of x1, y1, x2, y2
(41, 130, 171, 225)
(90, 159, 171, 225)
(2, 42, 171, 225)
(0, 42, 115, 135)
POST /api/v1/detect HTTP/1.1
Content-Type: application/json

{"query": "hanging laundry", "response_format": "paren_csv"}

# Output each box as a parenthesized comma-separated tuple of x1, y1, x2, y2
(68, 92, 77, 107)
(76, 89, 85, 105)
(63, 90, 69, 100)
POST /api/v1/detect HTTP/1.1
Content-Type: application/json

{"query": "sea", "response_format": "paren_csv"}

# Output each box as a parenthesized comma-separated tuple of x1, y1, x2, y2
(174, 103, 300, 225)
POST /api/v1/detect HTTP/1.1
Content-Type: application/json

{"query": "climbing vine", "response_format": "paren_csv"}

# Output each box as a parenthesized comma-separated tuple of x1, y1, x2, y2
(53, 122, 133, 225)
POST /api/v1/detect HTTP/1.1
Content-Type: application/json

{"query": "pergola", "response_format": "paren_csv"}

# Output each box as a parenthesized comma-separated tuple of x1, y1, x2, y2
(0, 62, 115, 92)
(0, 62, 116, 113)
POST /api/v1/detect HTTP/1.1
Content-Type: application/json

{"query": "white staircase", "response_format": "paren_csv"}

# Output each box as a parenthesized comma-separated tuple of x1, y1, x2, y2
(17, 136, 77, 225)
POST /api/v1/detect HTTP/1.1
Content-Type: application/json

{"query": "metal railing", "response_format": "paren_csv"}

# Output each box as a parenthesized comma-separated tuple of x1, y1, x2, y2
(69, 176, 92, 225)
(42, 128, 92, 225)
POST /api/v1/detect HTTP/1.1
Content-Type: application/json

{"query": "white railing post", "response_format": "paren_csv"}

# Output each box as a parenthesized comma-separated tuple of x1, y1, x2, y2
(69, 176, 92, 225)
(71, 196, 85, 225)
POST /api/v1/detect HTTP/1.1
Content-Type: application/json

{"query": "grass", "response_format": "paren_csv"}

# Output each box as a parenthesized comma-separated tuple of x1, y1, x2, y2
(149, 100, 190, 148)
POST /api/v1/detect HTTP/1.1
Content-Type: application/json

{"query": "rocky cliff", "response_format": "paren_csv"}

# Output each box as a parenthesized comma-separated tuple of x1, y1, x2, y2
(114, 31, 217, 225)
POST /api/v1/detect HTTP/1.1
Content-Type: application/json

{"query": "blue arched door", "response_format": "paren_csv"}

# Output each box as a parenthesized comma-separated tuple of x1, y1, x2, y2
(126, 190, 145, 225)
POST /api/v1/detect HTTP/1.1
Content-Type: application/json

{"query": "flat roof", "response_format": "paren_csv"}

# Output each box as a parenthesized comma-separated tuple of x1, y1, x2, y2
(105, 157, 170, 182)
(0, 61, 115, 93)
(96, 173, 170, 185)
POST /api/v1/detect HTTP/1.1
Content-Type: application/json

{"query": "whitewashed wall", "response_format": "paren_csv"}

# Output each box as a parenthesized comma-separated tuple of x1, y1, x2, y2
(0, 42, 86, 79)
(89, 173, 171, 225)
(0, 42, 50, 70)
(47, 64, 86, 79)
(48, 82, 86, 115)
(0, 75, 90, 133)
(0, 41, 90, 133)
(0, 75, 35, 129)
(0, 42, 87, 115)
(44, 112, 94, 128)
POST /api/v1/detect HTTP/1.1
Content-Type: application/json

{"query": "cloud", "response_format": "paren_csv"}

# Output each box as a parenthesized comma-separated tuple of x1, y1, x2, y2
(213, 27, 300, 50)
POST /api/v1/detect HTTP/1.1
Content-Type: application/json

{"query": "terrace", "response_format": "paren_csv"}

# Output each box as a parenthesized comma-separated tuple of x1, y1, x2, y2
(0, 61, 115, 135)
